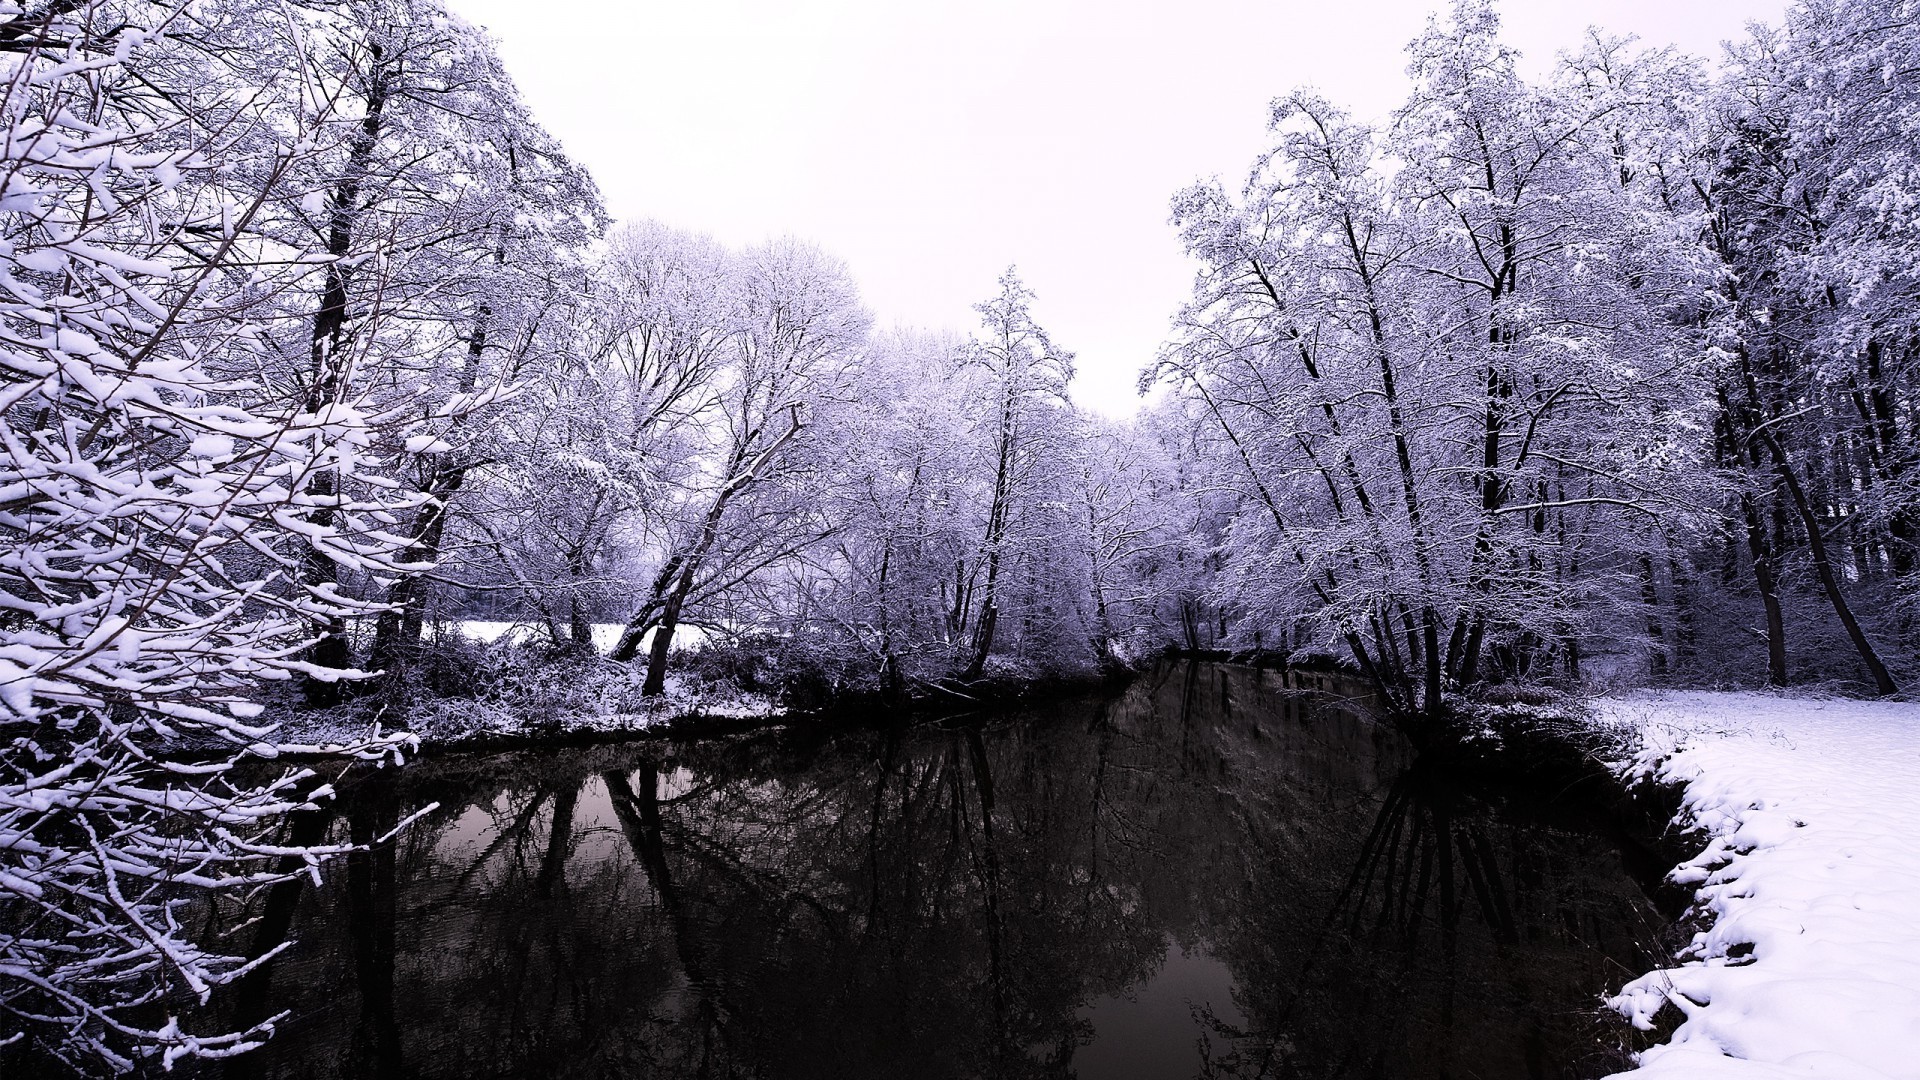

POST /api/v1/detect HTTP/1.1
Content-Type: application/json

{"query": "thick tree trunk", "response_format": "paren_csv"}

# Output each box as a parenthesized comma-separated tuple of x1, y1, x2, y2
(299, 58, 391, 705)
(366, 466, 465, 698)
(609, 554, 684, 663)
(641, 565, 696, 697)
(1457, 613, 1486, 687)
(560, 542, 594, 648)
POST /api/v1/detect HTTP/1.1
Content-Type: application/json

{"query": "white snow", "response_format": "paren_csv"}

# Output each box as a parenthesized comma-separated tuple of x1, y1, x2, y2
(266, 622, 776, 751)
(455, 620, 706, 655)
(403, 434, 454, 454)
(1599, 691, 1920, 1080)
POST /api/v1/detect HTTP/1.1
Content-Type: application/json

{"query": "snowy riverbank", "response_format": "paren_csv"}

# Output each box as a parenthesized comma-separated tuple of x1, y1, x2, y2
(264, 677, 784, 756)
(1599, 691, 1920, 1079)
(248, 619, 1145, 757)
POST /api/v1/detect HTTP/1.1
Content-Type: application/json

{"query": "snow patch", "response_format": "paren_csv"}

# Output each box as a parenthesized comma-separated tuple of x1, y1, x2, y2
(455, 620, 705, 655)
(1600, 691, 1920, 1080)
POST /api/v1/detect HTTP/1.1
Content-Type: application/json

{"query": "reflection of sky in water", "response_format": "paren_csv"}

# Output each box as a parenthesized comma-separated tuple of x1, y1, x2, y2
(1076, 940, 1246, 1080)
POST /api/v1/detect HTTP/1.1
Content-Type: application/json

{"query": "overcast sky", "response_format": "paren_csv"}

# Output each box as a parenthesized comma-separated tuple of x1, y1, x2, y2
(446, 0, 1786, 416)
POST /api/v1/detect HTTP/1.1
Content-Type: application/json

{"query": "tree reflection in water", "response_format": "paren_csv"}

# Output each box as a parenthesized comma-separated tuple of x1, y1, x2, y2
(190, 661, 1662, 1080)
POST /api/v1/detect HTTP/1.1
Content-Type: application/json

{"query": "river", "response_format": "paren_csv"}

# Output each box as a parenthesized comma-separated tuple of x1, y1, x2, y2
(192, 660, 1667, 1079)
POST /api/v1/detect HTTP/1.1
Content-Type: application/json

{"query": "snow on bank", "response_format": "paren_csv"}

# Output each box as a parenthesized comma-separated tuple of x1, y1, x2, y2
(1599, 691, 1920, 1080)
(269, 671, 782, 751)
(455, 620, 707, 655)
(264, 623, 777, 752)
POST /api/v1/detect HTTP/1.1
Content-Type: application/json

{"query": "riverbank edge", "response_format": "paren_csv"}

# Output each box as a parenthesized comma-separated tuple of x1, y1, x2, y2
(1586, 692, 1920, 1079)
(259, 657, 1143, 761)
(1351, 682, 1725, 1070)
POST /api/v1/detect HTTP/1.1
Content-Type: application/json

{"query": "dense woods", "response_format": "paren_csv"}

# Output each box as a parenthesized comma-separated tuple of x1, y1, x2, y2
(1155, 0, 1920, 707)
(5, 0, 1920, 1070)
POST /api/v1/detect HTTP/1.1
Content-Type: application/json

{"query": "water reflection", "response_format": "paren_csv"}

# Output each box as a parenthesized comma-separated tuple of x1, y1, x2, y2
(194, 661, 1659, 1080)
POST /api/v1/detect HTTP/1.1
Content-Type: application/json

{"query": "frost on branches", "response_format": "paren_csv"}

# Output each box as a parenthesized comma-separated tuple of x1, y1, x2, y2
(0, 1, 417, 1070)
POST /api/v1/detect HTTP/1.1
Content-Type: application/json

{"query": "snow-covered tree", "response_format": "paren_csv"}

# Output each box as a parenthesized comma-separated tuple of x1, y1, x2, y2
(1151, 1, 1719, 711)
(956, 270, 1076, 680)
(1681, 0, 1920, 694)
(791, 329, 979, 692)
(554, 230, 867, 695)
(201, 0, 607, 704)
(0, 0, 413, 1068)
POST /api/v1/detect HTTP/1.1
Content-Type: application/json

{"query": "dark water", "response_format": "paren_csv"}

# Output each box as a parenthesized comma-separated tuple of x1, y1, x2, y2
(194, 662, 1665, 1080)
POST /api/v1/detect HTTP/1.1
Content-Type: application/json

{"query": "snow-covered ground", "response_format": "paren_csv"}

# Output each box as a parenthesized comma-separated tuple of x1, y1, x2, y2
(455, 620, 707, 655)
(270, 666, 781, 751)
(263, 621, 771, 751)
(1599, 691, 1920, 1080)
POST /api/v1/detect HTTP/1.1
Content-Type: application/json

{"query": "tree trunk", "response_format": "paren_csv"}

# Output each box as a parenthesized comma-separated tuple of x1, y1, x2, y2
(1668, 555, 1698, 669)
(366, 300, 491, 694)
(609, 554, 684, 663)
(1739, 490, 1790, 687)
(641, 563, 697, 697)
(366, 466, 465, 698)
(964, 385, 1018, 681)
(616, 406, 804, 685)
(299, 56, 391, 705)
(1639, 555, 1668, 680)
(1758, 430, 1899, 695)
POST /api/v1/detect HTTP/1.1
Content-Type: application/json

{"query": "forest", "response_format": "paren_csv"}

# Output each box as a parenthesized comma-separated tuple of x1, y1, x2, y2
(4, 0, 1920, 1072)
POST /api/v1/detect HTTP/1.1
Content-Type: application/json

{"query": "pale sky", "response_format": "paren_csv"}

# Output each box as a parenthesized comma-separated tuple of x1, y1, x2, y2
(446, 0, 1786, 416)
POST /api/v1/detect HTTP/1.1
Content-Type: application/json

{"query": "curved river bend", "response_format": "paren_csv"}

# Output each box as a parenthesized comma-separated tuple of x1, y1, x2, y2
(195, 661, 1665, 1080)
